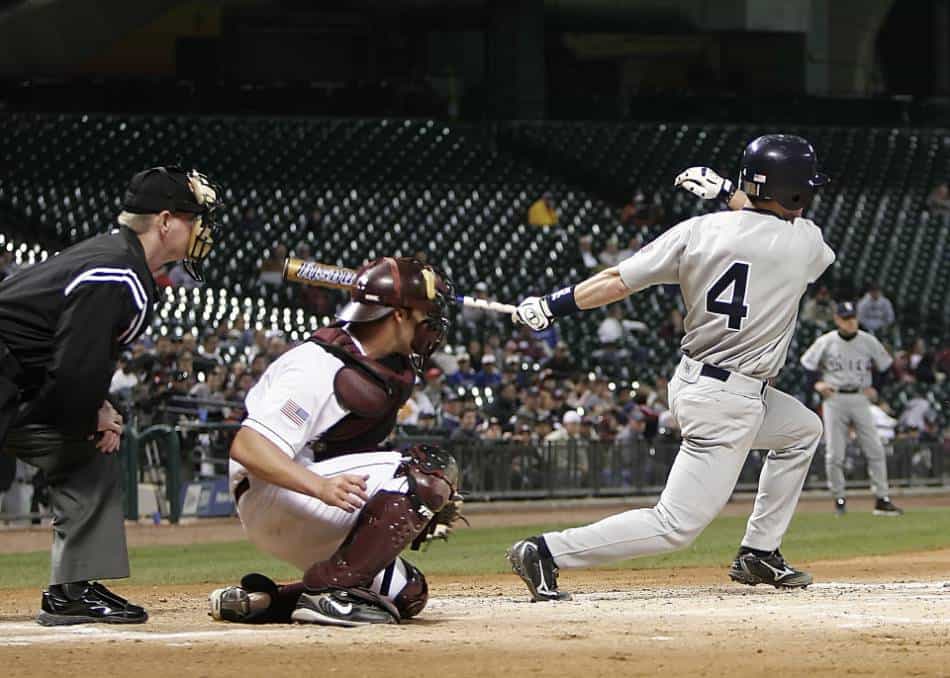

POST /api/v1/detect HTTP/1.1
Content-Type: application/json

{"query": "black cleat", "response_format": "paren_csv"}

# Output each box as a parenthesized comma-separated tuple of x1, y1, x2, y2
(835, 497, 847, 516)
(729, 550, 813, 589)
(291, 589, 398, 627)
(37, 582, 148, 626)
(506, 537, 572, 602)
(873, 497, 904, 516)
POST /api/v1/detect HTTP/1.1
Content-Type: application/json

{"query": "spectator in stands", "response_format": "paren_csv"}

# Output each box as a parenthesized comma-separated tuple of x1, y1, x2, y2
(439, 393, 462, 431)
(447, 353, 477, 388)
(619, 191, 646, 226)
(258, 245, 287, 287)
(466, 339, 485, 371)
(108, 354, 138, 401)
(856, 285, 895, 334)
(801, 285, 836, 327)
(461, 282, 491, 329)
(527, 192, 558, 227)
(543, 342, 576, 380)
(896, 338, 936, 384)
(578, 235, 599, 270)
(250, 354, 269, 380)
(266, 335, 288, 361)
(475, 353, 502, 389)
(398, 380, 435, 426)
(926, 183, 950, 215)
(488, 382, 520, 424)
(196, 334, 223, 370)
(544, 410, 590, 484)
(597, 304, 626, 345)
(450, 407, 480, 442)
(422, 367, 445, 412)
(598, 236, 623, 268)
(898, 387, 937, 433)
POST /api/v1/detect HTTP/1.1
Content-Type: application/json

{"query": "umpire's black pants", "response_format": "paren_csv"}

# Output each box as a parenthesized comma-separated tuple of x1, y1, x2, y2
(3, 425, 129, 585)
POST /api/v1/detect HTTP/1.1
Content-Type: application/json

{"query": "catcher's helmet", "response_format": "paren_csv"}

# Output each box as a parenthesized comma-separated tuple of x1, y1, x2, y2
(337, 257, 453, 366)
(738, 135, 829, 211)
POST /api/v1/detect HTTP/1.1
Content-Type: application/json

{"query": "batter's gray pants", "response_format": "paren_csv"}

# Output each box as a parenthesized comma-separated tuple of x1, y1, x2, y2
(822, 393, 889, 500)
(3, 425, 129, 585)
(544, 356, 823, 568)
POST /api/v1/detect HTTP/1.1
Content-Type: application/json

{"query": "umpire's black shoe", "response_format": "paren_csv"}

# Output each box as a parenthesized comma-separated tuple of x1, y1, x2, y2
(728, 549, 813, 589)
(506, 537, 572, 602)
(834, 497, 847, 516)
(37, 581, 148, 626)
(873, 497, 904, 516)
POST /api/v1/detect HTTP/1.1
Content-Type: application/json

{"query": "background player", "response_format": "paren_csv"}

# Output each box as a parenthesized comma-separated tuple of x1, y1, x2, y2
(506, 135, 834, 601)
(209, 257, 462, 627)
(800, 301, 903, 516)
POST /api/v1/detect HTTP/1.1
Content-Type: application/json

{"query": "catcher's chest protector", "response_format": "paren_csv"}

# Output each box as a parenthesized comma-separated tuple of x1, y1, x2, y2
(309, 327, 414, 458)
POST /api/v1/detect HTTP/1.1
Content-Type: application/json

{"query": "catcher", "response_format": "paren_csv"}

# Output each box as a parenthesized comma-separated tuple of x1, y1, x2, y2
(209, 257, 464, 626)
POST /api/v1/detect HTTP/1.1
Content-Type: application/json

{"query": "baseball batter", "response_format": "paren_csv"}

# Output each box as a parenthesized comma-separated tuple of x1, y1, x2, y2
(800, 301, 902, 516)
(208, 258, 463, 626)
(507, 135, 835, 600)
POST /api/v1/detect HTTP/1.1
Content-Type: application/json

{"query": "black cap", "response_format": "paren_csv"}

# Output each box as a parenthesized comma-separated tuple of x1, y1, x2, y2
(836, 301, 856, 318)
(123, 166, 210, 215)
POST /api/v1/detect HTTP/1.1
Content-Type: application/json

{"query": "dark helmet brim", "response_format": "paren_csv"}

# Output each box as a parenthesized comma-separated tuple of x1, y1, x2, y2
(336, 301, 395, 323)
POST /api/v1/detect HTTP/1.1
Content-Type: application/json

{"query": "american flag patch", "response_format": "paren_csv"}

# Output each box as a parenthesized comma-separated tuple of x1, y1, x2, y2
(280, 399, 310, 426)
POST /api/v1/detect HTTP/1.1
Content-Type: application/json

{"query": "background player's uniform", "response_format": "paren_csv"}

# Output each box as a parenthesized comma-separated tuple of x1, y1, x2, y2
(800, 330, 895, 504)
(540, 208, 834, 568)
(231, 338, 419, 607)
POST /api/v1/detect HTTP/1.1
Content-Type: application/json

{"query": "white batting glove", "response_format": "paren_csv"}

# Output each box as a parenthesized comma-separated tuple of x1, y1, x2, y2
(674, 167, 735, 201)
(513, 296, 554, 331)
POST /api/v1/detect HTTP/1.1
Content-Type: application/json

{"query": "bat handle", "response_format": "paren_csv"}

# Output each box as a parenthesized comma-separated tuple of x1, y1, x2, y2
(456, 295, 517, 315)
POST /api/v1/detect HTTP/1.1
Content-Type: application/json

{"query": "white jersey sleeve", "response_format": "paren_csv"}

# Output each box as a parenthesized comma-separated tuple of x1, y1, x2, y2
(799, 333, 827, 372)
(867, 334, 894, 372)
(799, 218, 836, 283)
(617, 218, 695, 292)
(242, 342, 350, 458)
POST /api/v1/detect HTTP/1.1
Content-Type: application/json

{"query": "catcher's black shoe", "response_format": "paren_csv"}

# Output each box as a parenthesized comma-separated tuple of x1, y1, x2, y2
(834, 497, 847, 516)
(291, 589, 398, 627)
(37, 582, 148, 626)
(873, 497, 904, 516)
(729, 549, 813, 589)
(506, 537, 571, 602)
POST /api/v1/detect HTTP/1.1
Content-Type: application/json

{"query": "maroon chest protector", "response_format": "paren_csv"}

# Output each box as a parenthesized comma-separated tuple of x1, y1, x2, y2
(309, 326, 415, 460)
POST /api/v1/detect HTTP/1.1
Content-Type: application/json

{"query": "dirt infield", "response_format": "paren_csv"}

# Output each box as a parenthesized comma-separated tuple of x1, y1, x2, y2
(2, 494, 949, 677)
(0, 549, 948, 677)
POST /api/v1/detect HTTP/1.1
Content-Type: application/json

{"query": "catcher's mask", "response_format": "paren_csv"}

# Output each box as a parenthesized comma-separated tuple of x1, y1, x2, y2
(337, 257, 453, 372)
(122, 165, 223, 282)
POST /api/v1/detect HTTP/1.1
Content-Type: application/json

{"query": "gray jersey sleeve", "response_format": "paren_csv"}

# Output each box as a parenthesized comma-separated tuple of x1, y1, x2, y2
(799, 218, 836, 283)
(617, 218, 695, 292)
(800, 334, 827, 371)
(867, 334, 894, 371)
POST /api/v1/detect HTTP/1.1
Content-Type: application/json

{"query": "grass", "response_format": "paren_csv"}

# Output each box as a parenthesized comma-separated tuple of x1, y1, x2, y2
(2, 508, 949, 590)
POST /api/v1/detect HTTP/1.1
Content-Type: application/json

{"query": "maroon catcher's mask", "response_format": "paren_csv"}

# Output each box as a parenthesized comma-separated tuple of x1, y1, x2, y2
(337, 257, 453, 370)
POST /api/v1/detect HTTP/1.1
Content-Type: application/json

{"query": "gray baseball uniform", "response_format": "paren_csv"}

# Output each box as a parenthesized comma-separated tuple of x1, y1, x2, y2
(800, 330, 894, 499)
(543, 209, 835, 568)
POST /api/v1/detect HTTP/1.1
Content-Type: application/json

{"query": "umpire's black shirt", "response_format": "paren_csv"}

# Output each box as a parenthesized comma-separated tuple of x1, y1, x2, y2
(0, 227, 158, 436)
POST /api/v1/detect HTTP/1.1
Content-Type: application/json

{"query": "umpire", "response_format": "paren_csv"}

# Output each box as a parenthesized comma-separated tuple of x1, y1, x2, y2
(0, 166, 221, 626)
(800, 301, 903, 518)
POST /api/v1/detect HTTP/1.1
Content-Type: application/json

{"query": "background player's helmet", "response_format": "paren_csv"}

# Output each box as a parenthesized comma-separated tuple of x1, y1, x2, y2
(337, 257, 453, 366)
(738, 135, 830, 211)
(122, 165, 223, 282)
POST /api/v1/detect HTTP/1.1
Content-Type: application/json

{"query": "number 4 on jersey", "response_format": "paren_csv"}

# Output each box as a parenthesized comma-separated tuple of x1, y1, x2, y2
(706, 262, 750, 331)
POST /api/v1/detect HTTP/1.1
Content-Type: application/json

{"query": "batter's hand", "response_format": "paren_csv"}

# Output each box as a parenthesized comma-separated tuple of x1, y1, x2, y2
(315, 473, 370, 513)
(674, 167, 734, 201)
(513, 296, 554, 331)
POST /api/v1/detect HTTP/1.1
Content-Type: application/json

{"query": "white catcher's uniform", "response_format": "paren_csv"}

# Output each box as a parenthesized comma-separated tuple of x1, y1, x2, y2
(544, 209, 835, 567)
(800, 330, 894, 499)
(230, 341, 415, 597)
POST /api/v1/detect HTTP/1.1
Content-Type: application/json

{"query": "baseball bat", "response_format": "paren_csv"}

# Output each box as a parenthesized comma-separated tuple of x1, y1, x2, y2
(283, 257, 517, 315)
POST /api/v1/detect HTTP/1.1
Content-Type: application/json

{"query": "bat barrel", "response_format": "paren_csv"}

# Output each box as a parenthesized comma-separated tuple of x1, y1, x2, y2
(283, 257, 358, 289)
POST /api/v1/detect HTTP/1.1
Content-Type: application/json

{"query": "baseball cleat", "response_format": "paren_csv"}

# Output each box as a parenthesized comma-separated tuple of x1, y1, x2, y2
(37, 582, 148, 626)
(834, 497, 847, 516)
(729, 550, 813, 589)
(209, 586, 251, 622)
(873, 497, 904, 516)
(506, 537, 572, 602)
(291, 589, 397, 627)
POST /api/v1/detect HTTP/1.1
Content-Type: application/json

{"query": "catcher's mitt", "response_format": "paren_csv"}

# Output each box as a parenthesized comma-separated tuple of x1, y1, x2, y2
(410, 499, 469, 550)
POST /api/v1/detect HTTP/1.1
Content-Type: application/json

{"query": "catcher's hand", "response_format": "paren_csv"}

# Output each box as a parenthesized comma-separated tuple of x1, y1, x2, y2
(513, 296, 554, 331)
(675, 167, 734, 201)
(412, 499, 469, 550)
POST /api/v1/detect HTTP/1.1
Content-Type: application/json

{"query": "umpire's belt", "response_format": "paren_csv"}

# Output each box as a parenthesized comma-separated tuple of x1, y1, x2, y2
(234, 477, 250, 506)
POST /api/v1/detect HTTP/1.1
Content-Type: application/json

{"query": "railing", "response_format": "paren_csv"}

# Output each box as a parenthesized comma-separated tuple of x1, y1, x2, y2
(2, 426, 944, 525)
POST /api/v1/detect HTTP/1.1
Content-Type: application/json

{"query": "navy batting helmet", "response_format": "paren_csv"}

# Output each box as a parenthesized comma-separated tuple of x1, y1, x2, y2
(738, 135, 829, 211)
